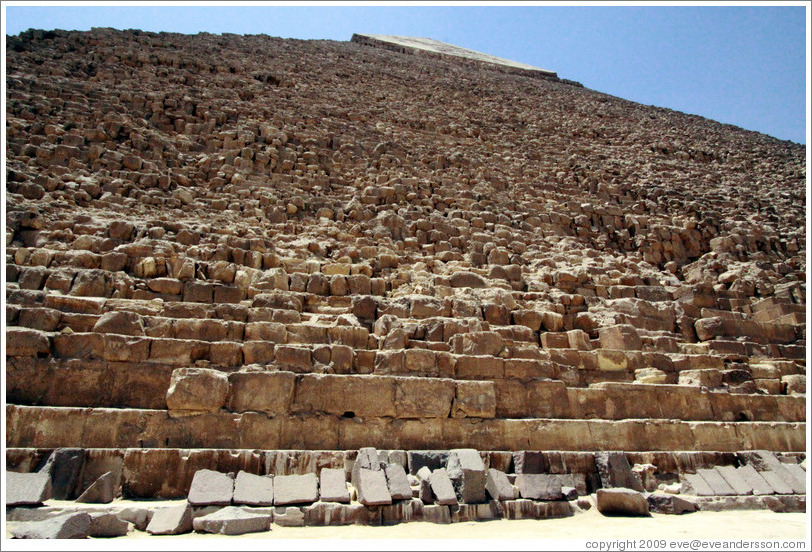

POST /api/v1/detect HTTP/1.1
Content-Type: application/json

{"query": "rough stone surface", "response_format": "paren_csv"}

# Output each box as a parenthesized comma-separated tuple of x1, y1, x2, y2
(76, 470, 118, 503)
(356, 467, 393, 506)
(6, 471, 52, 506)
(595, 452, 644, 492)
(273, 473, 319, 505)
(485, 468, 515, 501)
(11, 512, 91, 539)
(447, 448, 487, 503)
(146, 504, 193, 535)
(187, 469, 235, 506)
(516, 474, 563, 501)
(428, 468, 458, 506)
(88, 512, 131, 537)
(41, 448, 84, 500)
(319, 468, 350, 503)
(233, 471, 274, 506)
(192, 506, 272, 535)
(596, 488, 650, 516)
(384, 463, 413, 501)
(646, 492, 697, 515)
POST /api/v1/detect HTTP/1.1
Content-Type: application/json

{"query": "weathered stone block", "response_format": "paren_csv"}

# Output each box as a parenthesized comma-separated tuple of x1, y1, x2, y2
(447, 448, 487, 504)
(6, 471, 52, 506)
(166, 368, 229, 413)
(233, 471, 274, 506)
(147, 504, 193, 535)
(319, 468, 350, 503)
(11, 512, 91, 539)
(193, 506, 271, 535)
(452, 380, 496, 418)
(273, 473, 319, 505)
(516, 474, 563, 500)
(228, 370, 295, 415)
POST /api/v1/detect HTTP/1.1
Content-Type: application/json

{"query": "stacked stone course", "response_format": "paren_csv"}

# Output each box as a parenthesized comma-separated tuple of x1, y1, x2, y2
(4, 28, 806, 534)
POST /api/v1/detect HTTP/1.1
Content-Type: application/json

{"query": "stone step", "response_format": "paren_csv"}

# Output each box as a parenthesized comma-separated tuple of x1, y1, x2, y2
(6, 404, 806, 452)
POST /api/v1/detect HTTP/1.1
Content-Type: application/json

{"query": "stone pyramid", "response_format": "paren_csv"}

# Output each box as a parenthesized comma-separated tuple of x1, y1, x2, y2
(5, 29, 805, 517)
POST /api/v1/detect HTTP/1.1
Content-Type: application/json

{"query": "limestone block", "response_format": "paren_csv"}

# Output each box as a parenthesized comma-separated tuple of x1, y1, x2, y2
(696, 468, 736, 496)
(166, 368, 229, 413)
(455, 355, 504, 379)
(452, 380, 496, 418)
(428, 468, 458, 506)
(147, 504, 193, 535)
(516, 474, 563, 500)
(356, 467, 393, 506)
(782, 374, 805, 395)
(233, 471, 274, 506)
(646, 492, 697, 514)
(449, 271, 488, 288)
(485, 468, 514, 501)
(273, 507, 305, 526)
(595, 350, 629, 371)
(76, 470, 118, 503)
(5, 328, 51, 356)
(714, 465, 753, 495)
(193, 506, 271, 535)
(599, 324, 642, 351)
(394, 377, 454, 418)
(451, 331, 504, 356)
(6, 471, 52, 506)
(273, 473, 319, 506)
(88, 512, 131, 537)
(291, 374, 396, 417)
(735, 465, 776, 496)
(678, 369, 723, 388)
(92, 310, 145, 336)
(447, 449, 487, 503)
(596, 488, 650, 516)
(384, 462, 413, 500)
(11, 512, 92, 539)
(228, 371, 295, 415)
(319, 468, 350, 503)
(187, 469, 235, 506)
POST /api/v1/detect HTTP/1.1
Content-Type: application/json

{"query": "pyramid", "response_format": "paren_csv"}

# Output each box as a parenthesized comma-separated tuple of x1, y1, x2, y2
(5, 29, 806, 520)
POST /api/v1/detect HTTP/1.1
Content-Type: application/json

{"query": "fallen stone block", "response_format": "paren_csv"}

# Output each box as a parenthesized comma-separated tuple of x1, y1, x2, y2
(356, 467, 393, 506)
(696, 468, 736, 496)
(273, 473, 319, 505)
(41, 448, 84, 500)
(146, 503, 193, 535)
(6, 471, 52, 506)
(714, 465, 753, 495)
(447, 448, 486, 503)
(646, 492, 697, 515)
(352, 447, 383, 489)
(76, 470, 118, 503)
(187, 469, 234, 506)
(428, 468, 458, 506)
(384, 463, 413, 501)
(117, 506, 154, 531)
(735, 465, 775, 496)
(596, 488, 650, 516)
(319, 468, 350, 503)
(516, 474, 563, 501)
(681, 473, 715, 496)
(233, 471, 274, 506)
(88, 512, 131, 538)
(758, 470, 794, 495)
(485, 468, 514, 501)
(595, 452, 644, 491)
(193, 506, 272, 535)
(11, 512, 91, 539)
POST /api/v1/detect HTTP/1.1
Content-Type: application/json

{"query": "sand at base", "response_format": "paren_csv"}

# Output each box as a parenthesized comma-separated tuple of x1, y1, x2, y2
(4, 503, 808, 546)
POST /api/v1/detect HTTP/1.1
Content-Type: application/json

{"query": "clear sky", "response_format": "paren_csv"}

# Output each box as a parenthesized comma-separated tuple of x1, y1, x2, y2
(3, 2, 808, 144)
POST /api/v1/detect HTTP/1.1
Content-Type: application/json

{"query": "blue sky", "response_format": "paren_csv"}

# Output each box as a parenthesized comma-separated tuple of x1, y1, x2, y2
(3, 3, 808, 144)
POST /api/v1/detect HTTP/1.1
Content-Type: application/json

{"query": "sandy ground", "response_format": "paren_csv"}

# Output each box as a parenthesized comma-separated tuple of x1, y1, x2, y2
(4, 500, 809, 548)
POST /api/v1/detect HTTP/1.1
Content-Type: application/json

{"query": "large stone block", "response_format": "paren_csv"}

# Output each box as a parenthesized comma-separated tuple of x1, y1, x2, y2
(516, 474, 563, 500)
(384, 462, 413, 501)
(485, 468, 515, 501)
(599, 324, 642, 351)
(11, 512, 91, 539)
(291, 374, 396, 417)
(319, 468, 350, 503)
(146, 504, 193, 535)
(356, 467, 393, 506)
(452, 380, 496, 418)
(227, 370, 295, 415)
(166, 368, 229, 413)
(394, 377, 454, 418)
(233, 471, 274, 506)
(428, 468, 458, 506)
(447, 449, 487, 503)
(6, 471, 52, 506)
(596, 488, 650, 516)
(187, 469, 235, 506)
(193, 506, 271, 535)
(273, 473, 319, 505)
